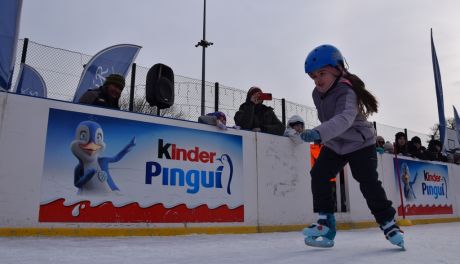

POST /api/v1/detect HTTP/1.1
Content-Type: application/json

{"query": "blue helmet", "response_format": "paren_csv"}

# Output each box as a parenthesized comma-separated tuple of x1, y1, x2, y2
(304, 45, 344, 74)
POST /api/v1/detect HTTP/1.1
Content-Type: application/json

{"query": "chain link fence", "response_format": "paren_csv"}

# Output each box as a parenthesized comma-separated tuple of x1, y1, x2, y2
(11, 39, 431, 146)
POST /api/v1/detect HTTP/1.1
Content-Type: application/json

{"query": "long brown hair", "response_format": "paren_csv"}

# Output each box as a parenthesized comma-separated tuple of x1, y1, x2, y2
(342, 69, 378, 118)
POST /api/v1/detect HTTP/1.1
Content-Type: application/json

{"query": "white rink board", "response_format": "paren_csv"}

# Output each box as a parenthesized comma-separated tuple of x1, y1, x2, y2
(0, 92, 459, 230)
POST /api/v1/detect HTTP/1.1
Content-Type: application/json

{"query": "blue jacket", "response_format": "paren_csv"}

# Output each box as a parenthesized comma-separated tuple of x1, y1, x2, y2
(313, 79, 376, 155)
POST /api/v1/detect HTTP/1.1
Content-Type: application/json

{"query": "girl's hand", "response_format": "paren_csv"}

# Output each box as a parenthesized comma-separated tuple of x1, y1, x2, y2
(300, 129, 321, 142)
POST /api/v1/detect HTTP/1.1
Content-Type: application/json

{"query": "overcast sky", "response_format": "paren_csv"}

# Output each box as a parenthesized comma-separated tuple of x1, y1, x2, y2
(18, 0, 460, 135)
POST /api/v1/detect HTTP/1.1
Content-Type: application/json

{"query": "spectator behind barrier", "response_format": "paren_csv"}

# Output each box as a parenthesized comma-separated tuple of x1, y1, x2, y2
(198, 111, 227, 130)
(408, 136, 427, 160)
(376, 135, 385, 154)
(383, 141, 394, 154)
(78, 74, 125, 110)
(394, 132, 409, 156)
(426, 139, 448, 162)
(284, 115, 305, 144)
(234, 86, 284, 135)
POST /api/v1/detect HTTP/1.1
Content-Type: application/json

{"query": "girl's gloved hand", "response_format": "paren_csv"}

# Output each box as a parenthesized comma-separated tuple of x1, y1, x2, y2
(300, 129, 321, 142)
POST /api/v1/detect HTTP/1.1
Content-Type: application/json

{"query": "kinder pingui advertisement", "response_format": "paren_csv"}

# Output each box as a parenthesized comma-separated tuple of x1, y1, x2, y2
(393, 158, 452, 216)
(39, 108, 244, 223)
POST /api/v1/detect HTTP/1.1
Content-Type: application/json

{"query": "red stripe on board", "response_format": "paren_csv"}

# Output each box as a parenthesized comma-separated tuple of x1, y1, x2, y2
(39, 199, 244, 223)
(397, 204, 453, 216)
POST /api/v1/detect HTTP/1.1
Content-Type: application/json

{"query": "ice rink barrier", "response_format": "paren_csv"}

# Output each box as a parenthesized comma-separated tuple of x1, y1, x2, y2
(1, 92, 459, 236)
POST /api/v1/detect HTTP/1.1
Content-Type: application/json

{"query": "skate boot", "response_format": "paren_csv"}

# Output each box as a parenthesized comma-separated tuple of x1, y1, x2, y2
(303, 213, 336, 248)
(380, 219, 405, 249)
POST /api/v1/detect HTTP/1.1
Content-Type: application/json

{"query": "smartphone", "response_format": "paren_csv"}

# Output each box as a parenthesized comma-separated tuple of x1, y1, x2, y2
(258, 93, 272, 101)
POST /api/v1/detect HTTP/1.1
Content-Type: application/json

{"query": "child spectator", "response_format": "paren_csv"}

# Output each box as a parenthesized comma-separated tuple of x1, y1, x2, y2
(376, 136, 385, 154)
(394, 132, 409, 156)
(426, 139, 448, 162)
(383, 141, 394, 154)
(198, 111, 227, 130)
(408, 136, 427, 160)
(284, 115, 305, 144)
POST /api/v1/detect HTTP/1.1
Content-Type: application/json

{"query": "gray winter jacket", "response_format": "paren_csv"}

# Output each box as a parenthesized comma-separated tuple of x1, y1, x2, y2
(313, 80, 376, 155)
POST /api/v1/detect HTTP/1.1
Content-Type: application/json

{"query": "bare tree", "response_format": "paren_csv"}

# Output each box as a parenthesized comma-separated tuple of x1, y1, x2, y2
(429, 117, 455, 140)
(120, 97, 188, 120)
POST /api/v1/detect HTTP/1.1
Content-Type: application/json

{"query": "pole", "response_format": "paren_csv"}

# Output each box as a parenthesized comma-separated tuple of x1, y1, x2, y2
(195, 0, 213, 116)
(129, 63, 136, 112)
(281, 98, 286, 127)
(20, 38, 29, 64)
(214, 82, 219, 112)
(393, 144, 406, 220)
(201, 10, 206, 117)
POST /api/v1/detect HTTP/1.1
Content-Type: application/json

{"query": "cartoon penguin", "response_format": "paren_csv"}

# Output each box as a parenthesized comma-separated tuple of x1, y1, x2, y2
(401, 163, 417, 200)
(70, 120, 135, 195)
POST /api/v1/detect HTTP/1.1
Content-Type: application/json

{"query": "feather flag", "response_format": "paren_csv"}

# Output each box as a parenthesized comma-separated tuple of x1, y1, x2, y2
(14, 63, 47, 97)
(72, 44, 141, 103)
(431, 29, 447, 151)
(0, 0, 23, 90)
(453, 106, 460, 147)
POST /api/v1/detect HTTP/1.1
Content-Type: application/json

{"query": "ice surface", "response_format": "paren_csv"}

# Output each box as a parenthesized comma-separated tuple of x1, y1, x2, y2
(0, 222, 458, 264)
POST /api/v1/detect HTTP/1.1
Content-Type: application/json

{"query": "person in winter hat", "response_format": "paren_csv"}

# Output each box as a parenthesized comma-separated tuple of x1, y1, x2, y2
(408, 136, 427, 160)
(78, 74, 126, 109)
(284, 115, 305, 144)
(383, 141, 394, 154)
(293, 44, 403, 249)
(234, 86, 284, 135)
(376, 135, 385, 154)
(394, 132, 409, 156)
(198, 111, 227, 130)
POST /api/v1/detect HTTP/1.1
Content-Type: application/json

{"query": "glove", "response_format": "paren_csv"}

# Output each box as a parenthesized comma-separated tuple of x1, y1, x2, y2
(300, 129, 321, 142)
(216, 120, 227, 130)
(285, 128, 304, 145)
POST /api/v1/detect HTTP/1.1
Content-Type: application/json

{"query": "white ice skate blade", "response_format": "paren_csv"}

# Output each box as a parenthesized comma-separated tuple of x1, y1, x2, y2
(304, 236, 334, 248)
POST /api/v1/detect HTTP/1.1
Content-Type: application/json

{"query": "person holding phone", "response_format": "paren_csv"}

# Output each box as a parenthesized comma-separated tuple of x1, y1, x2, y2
(234, 86, 284, 135)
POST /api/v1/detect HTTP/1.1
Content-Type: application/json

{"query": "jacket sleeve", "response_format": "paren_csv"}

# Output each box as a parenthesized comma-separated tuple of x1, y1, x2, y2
(314, 88, 358, 143)
(261, 110, 285, 136)
(198, 115, 218, 125)
(78, 90, 98, 105)
(234, 102, 256, 129)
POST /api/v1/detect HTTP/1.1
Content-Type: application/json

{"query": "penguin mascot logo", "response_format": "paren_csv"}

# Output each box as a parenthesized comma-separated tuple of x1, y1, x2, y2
(70, 120, 136, 195)
(401, 163, 417, 200)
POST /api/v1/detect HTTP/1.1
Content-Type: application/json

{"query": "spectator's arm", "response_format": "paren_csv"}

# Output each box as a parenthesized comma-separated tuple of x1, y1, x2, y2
(261, 111, 285, 136)
(198, 115, 218, 125)
(234, 102, 256, 129)
(78, 90, 97, 105)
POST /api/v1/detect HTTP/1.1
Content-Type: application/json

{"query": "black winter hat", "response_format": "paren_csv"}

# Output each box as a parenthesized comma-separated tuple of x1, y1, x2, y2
(395, 132, 406, 141)
(104, 74, 125, 89)
(410, 136, 422, 145)
(246, 86, 262, 102)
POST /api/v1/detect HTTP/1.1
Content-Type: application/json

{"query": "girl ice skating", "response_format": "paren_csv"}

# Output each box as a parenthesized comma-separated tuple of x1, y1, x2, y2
(291, 44, 405, 249)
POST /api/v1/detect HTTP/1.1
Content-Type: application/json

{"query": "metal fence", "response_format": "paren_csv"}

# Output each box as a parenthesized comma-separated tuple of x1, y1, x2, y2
(11, 39, 431, 145)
